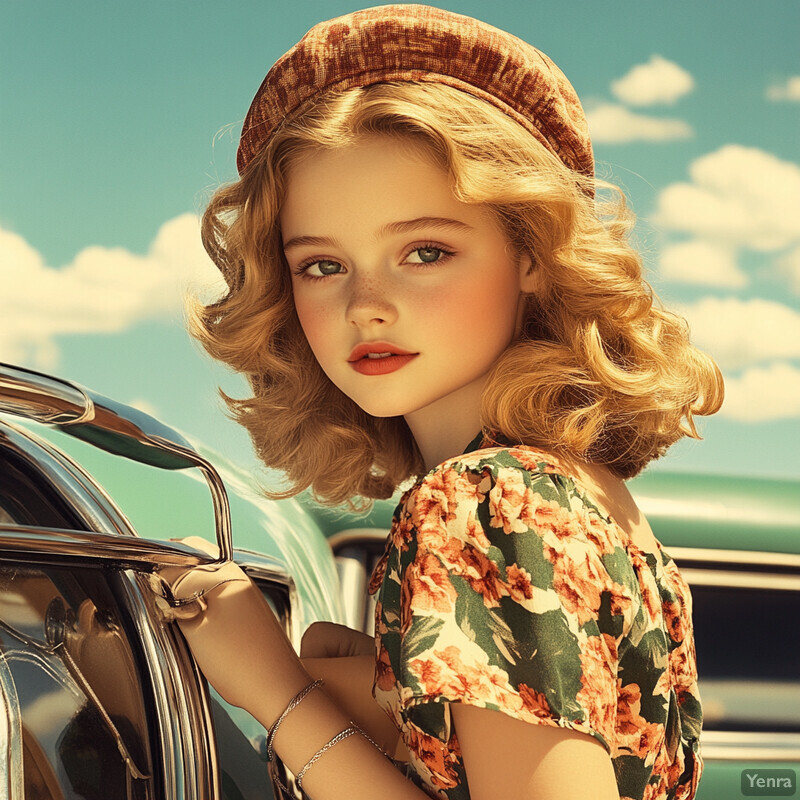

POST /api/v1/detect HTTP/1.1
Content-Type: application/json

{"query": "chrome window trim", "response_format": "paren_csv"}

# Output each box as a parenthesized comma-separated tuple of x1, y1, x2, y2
(701, 731, 800, 762)
(125, 570, 220, 800)
(328, 528, 388, 551)
(328, 529, 387, 633)
(0, 538, 300, 798)
(0, 419, 136, 536)
(0, 525, 228, 571)
(681, 568, 800, 592)
(667, 545, 800, 572)
(0, 364, 234, 561)
(0, 648, 23, 800)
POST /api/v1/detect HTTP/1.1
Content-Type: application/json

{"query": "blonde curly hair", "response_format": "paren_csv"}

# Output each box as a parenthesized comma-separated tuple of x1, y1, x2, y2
(189, 82, 723, 506)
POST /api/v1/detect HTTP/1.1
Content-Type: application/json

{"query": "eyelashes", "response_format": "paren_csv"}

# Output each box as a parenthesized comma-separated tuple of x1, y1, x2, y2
(292, 243, 456, 280)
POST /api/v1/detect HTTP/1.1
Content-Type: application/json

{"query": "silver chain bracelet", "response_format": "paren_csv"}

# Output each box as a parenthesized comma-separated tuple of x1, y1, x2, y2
(295, 725, 360, 791)
(267, 679, 325, 761)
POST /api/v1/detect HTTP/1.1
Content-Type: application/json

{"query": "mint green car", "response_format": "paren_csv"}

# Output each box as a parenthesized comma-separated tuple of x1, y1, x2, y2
(1, 363, 797, 799)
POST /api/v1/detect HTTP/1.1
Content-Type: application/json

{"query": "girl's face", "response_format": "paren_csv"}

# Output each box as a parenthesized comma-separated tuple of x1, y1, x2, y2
(281, 136, 534, 430)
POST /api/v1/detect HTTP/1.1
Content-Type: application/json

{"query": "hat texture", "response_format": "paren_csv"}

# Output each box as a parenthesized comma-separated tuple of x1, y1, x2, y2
(237, 4, 593, 179)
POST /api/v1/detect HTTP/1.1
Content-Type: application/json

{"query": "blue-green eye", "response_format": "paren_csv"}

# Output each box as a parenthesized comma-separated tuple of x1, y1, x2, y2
(408, 247, 444, 264)
(303, 259, 344, 277)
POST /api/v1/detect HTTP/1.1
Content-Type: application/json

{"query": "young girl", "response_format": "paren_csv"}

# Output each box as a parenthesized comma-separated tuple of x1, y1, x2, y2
(161, 6, 723, 799)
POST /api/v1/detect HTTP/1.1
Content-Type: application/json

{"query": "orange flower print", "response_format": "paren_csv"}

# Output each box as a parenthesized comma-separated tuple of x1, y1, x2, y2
(408, 655, 467, 698)
(488, 469, 534, 533)
(518, 683, 553, 720)
(368, 553, 388, 595)
(549, 547, 607, 625)
(530, 496, 585, 545)
(404, 551, 458, 618)
(576, 633, 617, 739)
(510, 447, 560, 476)
(463, 511, 492, 549)
(615, 681, 664, 762)
(581, 511, 617, 555)
(375, 643, 397, 692)
(409, 645, 515, 711)
(391, 508, 416, 552)
(662, 597, 686, 643)
(436, 645, 517, 706)
(415, 468, 478, 526)
(455, 545, 504, 607)
(504, 563, 534, 602)
(404, 724, 460, 791)
(669, 642, 697, 687)
(609, 587, 633, 618)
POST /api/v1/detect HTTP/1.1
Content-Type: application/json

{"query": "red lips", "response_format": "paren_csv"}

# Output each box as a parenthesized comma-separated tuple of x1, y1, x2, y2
(348, 341, 418, 376)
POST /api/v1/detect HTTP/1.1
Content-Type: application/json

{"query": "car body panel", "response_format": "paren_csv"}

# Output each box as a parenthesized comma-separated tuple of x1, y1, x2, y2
(5, 418, 344, 633)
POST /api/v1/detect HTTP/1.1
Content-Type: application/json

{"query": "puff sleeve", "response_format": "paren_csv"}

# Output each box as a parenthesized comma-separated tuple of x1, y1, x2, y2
(372, 452, 637, 759)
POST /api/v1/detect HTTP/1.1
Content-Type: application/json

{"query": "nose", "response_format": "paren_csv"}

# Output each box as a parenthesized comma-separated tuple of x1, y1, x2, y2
(345, 273, 398, 328)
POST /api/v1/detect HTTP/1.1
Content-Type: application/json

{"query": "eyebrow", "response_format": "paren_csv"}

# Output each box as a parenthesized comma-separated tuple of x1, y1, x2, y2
(282, 216, 474, 251)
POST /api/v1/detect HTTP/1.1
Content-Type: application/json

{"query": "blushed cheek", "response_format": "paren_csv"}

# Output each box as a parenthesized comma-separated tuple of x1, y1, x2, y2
(294, 298, 333, 356)
(414, 276, 517, 341)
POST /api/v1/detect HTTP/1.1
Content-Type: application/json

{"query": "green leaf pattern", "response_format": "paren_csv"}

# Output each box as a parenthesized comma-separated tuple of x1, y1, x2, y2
(369, 444, 703, 800)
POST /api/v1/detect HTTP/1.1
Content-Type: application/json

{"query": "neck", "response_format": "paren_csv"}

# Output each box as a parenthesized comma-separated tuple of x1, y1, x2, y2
(404, 376, 484, 471)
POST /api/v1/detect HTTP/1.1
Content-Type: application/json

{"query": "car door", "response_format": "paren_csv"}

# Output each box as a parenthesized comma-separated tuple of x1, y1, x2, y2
(0, 392, 300, 799)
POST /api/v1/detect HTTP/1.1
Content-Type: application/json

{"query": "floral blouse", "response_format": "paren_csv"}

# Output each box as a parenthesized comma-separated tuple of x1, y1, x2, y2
(368, 437, 703, 800)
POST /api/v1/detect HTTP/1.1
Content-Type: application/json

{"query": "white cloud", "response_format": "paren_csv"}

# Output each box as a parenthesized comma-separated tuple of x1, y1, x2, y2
(720, 362, 800, 422)
(611, 55, 695, 106)
(585, 103, 692, 144)
(677, 297, 800, 370)
(767, 76, 800, 102)
(0, 214, 226, 369)
(659, 239, 747, 288)
(655, 145, 800, 251)
(778, 246, 800, 295)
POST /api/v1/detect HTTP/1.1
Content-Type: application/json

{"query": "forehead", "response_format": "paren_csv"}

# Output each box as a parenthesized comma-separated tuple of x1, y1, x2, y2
(279, 135, 497, 237)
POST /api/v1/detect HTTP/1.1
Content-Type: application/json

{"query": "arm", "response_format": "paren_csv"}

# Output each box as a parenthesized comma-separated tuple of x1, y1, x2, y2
(172, 574, 426, 799)
(156, 545, 425, 800)
(299, 620, 407, 760)
(452, 704, 619, 800)
(174, 570, 616, 799)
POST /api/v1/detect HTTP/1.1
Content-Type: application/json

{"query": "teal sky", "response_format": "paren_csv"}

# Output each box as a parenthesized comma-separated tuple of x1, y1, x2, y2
(3, 0, 800, 481)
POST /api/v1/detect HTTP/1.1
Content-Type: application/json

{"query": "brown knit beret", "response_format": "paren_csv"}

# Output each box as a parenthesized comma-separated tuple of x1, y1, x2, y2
(237, 4, 593, 179)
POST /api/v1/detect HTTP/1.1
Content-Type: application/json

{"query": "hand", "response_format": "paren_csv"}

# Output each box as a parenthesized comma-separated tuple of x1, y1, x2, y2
(151, 537, 249, 620)
(300, 621, 374, 658)
(152, 537, 307, 714)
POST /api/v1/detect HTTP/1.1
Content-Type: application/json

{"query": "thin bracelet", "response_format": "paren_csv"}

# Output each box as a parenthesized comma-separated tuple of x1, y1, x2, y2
(295, 725, 360, 791)
(351, 723, 391, 759)
(270, 723, 396, 796)
(266, 679, 325, 760)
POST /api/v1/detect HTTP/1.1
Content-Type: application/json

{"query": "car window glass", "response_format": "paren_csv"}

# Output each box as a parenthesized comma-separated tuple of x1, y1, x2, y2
(693, 583, 800, 732)
(0, 448, 87, 530)
(0, 565, 156, 799)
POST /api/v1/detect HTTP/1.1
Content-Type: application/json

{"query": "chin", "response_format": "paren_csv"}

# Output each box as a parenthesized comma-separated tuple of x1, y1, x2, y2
(353, 399, 411, 419)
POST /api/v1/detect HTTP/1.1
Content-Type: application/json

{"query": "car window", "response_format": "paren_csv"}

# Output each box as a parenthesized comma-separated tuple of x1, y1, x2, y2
(0, 565, 156, 799)
(692, 582, 800, 733)
(0, 447, 87, 530)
